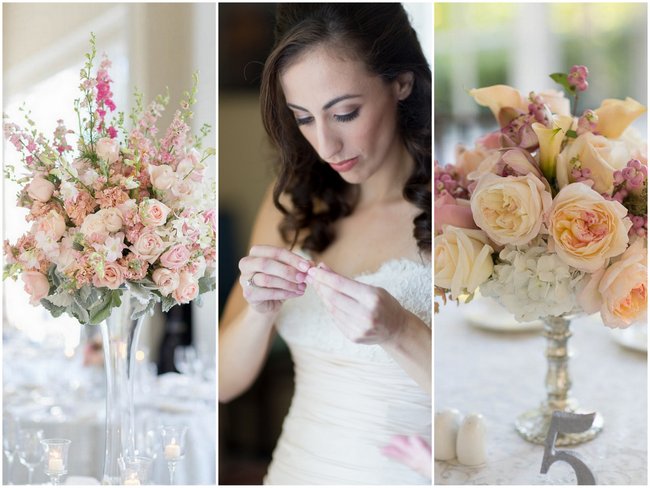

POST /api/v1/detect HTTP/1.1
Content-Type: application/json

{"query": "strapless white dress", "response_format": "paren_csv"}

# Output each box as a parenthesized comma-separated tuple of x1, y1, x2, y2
(264, 258, 432, 485)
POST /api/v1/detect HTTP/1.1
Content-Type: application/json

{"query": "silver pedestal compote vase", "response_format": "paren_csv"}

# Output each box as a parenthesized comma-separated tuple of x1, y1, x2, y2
(515, 315, 604, 446)
(99, 290, 146, 484)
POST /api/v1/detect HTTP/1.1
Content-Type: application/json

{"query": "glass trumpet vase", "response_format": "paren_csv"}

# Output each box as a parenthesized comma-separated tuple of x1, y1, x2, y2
(100, 290, 146, 484)
(515, 315, 604, 446)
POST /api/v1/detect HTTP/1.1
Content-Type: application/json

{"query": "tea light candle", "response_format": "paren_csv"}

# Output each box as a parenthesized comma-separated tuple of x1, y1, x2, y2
(164, 441, 181, 461)
(124, 473, 141, 486)
(48, 451, 65, 473)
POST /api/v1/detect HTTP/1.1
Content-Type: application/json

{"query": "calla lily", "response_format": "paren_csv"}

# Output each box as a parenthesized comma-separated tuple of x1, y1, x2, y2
(469, 85, 527, 120)
(532, 115, 574, 182)
(594, 97, 646, 139)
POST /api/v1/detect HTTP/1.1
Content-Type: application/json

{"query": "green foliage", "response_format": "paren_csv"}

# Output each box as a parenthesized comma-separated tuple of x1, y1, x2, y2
(550, 72, 575, 95)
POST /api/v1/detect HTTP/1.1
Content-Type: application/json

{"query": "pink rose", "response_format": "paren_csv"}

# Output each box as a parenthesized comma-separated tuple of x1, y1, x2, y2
(171, 180, 193, 200)
(33, 210, 67, 241)
(93, 261, 126, 289)
(149, 165, 175, 191)
(177, 156, 204, 182)
(22, 271, 50, 305)
(139, 199, 171, 227)
(152, 267, 180, 296)
(95, 137, 120, 164)
(172, 271, 199, 304)
(578, 239, 647, 329)
(131, 230, 165, 264)
(160, 244, 191, 270)
(435, 193, 476, 234)
(27, 176, 55, 202)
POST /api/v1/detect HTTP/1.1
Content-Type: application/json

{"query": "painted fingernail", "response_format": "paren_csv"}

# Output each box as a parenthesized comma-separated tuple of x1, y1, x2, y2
(297, 283, 307, 291)
(305, 275, 313, 284)
(296, 272, 307, 282)
(307, 267, 317, 276)
(298, 261, 310, 272)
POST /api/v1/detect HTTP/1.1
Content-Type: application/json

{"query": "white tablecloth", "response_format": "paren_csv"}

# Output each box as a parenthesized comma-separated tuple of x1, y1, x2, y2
(434, 300, 647, 484)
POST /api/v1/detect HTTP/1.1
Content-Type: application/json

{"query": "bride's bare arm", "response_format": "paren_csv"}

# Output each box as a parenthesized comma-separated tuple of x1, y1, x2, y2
(219, 184, 310, 403)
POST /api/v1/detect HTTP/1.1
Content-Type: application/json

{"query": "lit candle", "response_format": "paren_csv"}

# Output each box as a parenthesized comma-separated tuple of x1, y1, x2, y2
(124, 473, 141, 485)
(47, 451, 65, 473)
(164, 440, 181, 461)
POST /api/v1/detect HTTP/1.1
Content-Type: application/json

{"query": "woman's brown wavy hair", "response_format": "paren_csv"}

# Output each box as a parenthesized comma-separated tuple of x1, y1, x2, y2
(260, 3, 431, 254)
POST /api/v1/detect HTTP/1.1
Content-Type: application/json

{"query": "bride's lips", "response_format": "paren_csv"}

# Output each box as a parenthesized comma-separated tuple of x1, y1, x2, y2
(328, 157, 359, 173)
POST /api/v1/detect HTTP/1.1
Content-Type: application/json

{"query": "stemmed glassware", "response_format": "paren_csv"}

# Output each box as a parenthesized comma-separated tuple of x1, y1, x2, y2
(174, 345, 201, 378)
(118, 455, 152, 485)
(2, 414, 19, 484)
(159, 425, 187, 484)
(41, 439, 71, 485)
(16, 428, 44, 485)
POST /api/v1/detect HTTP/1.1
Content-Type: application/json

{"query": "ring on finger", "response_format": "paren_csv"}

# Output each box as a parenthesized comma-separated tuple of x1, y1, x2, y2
(246, 272, 261, 288)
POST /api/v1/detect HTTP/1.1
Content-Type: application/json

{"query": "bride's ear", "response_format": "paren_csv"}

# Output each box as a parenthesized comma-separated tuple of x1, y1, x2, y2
(394, 72, 415, 101)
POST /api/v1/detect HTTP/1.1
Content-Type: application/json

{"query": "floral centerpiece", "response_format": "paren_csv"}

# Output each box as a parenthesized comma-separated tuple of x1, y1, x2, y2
(434, 65, 647, 445)
(3, 34, 216, 323)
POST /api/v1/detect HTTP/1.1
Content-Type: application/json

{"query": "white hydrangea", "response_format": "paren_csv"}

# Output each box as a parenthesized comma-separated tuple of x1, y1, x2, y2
(480, 237, 585, 322)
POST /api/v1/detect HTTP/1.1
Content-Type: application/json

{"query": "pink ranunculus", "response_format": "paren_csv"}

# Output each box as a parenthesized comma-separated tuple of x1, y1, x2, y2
(434, 193, 476, 234)
(172, 270, 199, 304)
(139, 199, 171, 227)
(27, 176, 55, 202)
(93, 261, 125, 289)
(159, 244, 191, 270)
(131, 230, 165, 264)
(34, 210, 67, 241)
(95, 137, 120, 164)
(149, 165, 175, 191)
(152, 267, 180, 296)
(21, 271, 50, 305)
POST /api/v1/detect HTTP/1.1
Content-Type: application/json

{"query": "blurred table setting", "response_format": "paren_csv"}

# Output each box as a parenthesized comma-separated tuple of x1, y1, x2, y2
(3, 326, 216, 485)
(434, 297, 647, 484)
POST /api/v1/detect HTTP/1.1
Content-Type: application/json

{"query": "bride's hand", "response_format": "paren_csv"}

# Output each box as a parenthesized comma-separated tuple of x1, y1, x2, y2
(238, 245, 313, 314)
(306, 264, 408, 345)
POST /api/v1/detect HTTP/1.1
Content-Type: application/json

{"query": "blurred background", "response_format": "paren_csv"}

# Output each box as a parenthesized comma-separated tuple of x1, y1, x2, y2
(434, 2, 648, 164)
(218, 2, 432, 484)
(3, 3, 216, 484)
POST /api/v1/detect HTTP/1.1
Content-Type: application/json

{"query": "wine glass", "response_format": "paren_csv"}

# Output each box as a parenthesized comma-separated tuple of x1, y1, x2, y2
(16, 428, 44, 485)
(118, 455, 152, 485)
(2, 413, 19, 484)
(159, 425, 187, 484)
(41, 439, 71, 485)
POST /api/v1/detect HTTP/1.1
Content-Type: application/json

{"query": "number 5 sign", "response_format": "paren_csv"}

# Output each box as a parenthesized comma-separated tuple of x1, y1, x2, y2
(540, 411, 597, 485)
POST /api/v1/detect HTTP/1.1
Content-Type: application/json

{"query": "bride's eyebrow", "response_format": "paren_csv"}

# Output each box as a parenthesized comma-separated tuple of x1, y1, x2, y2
(287, 94, 362, 113)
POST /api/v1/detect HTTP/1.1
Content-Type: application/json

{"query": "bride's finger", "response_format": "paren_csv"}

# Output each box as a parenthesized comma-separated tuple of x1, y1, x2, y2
(240, 256, 308, 284)
(249, 245, 312, 271)
(239, 273, 306, 293)
(243, 286, 303, 303)
(312, 281, 366, 321)
(307, 267, 374, 305)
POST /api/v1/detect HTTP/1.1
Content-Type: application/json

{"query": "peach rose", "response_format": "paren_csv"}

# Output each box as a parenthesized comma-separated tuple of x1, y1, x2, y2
(149, 165, 175, 191)
(172, 270, 199, 304)
(578, 239, 647, 328)
(435, 193, 476, 234)
(556, 132, 632, 194)
(549, 183, 631, 273)
(434, 225, 494, 299)
(93, 261, 125, 289)
(96, 137, 120, 164)
(470, 173, 552, 246)
(27, 176, 55, 202)
(152, 267, 180, 296)
(454, 144, 492, 181)
(139, 199, 170, 227)
(159, 244, 191, 270)
(22, 271, 50, 305)
(80, 213, 107, 238)
(131, 230, 165, 264)
(594, 97, 646, 139)
(34, 210, 67, 241)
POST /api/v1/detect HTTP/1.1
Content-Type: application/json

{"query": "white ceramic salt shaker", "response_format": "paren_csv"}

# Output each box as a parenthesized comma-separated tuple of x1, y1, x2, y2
(434, 409, 462, 461)
(456, 413, 487, 466)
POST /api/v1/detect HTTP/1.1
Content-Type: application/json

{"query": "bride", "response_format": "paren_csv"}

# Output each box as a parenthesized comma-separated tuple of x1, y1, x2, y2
(219, 3, 432, 484)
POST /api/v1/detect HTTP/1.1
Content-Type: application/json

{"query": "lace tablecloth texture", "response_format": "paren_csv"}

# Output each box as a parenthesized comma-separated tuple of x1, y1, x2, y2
(434, 301, 647, 484)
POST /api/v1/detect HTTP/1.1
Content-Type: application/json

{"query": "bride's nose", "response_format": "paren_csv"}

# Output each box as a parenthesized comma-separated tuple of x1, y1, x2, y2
(314, 123, 343, 161)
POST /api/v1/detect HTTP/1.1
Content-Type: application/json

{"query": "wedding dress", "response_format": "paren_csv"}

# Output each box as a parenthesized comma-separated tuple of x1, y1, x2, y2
(264, 258, 432, 485)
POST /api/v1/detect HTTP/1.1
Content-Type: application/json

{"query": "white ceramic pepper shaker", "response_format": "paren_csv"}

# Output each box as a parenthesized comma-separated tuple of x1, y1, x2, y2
(456, 413, 487, 466)
(434, 409, 462, 461)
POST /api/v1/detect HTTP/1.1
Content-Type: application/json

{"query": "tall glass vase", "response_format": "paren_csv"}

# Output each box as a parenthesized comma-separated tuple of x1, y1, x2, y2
(99, 291, 146, 484)
(515, 315, 604, 446)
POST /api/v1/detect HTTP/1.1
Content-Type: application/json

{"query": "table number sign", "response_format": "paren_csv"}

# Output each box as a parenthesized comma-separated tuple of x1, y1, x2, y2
(540, 411, 597, 485)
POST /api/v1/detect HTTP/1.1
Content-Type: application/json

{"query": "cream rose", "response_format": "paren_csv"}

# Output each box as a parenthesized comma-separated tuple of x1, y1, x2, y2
(470, 173, 552, 246)
(578, 239, 647, 328)
(97, 208, 123, 233)
(556, 132, 632, 194)
(80, 212, 107, 238)
(149, 165, 175, 191)
(34, 210, 67, 241)
(152, 267, 180, 296)
(538, 89, 571, 116)
(434, 225, 494, 299)
(594, 97, 646, 139)
(21, 271, 50, 305)
(172, 270, 199, 304)
(93, 261, 125, 289)
(96, 137, 120, 164)
(131, 230, 165, 264)
(139, 199, 171, 227)
(27, 176, 55, 202)
(549, 183, 631, 273)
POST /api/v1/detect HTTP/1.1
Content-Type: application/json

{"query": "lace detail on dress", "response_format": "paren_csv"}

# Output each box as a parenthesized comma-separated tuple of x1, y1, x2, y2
(275, 258, 432, 363)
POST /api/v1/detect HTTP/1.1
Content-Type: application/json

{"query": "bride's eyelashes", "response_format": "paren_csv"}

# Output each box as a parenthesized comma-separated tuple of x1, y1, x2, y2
(295, 108, 361, 126)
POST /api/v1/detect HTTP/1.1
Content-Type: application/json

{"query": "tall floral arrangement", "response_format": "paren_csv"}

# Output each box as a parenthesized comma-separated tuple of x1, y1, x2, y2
(3, 34, 216, 324)
(435, 65, 647, 328)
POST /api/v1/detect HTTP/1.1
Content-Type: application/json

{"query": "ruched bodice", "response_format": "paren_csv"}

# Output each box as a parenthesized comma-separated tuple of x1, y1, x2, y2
(264, 258, 432, 485)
